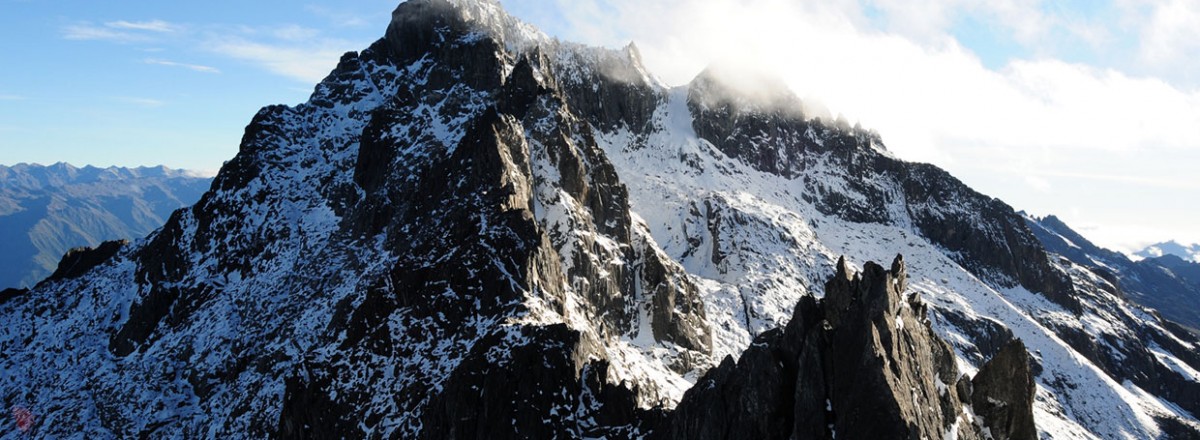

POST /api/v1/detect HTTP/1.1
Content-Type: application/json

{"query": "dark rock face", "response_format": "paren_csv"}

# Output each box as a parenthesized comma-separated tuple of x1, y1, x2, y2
(661, 256, 1037, 440)
(40, 239, 127, 284)
(419, 324, 658, 439)
(970, 340, 1037, 440)
(0, 1, 709, 437)
(0, 288, 26, 305)
(5, 1, 1194, 438)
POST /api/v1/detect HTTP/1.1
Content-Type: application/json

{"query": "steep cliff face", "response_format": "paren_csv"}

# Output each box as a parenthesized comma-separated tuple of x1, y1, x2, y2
(1, 0, 1198, 438)
(601, 61, 1200, 437)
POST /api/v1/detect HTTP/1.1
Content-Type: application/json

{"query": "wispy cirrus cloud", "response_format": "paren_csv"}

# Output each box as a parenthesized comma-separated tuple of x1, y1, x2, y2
(63, 24, 146, 42)
(116, 96, 166, 108)
(144, 58, 221, 74)
(304, 5, 373, 28)
(204, 24, 363, 83)
(106, 20, 180, 33)
(207, 38, 347, 83)
(62, 19, 181, 43)
(60, 14, 362, 84)
(0, 94, 25, 101)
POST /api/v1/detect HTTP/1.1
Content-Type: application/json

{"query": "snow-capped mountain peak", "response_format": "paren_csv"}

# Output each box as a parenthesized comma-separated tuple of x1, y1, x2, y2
(2, 0, 1197, 438)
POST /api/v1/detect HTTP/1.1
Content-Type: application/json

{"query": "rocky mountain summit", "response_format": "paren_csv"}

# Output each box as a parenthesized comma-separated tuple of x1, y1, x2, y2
(663, 256, 1036, 440)
(0, 163, 210, 289)
(1, 0, 1197, 438)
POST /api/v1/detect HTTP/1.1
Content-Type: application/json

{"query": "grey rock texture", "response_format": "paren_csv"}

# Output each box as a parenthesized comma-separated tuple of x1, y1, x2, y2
(1024, 214, 1200, 421)
(0, 1, 706, 437)
(970, 339, 1037, 440)
(661, 256, 1036, 440)
(41, 239, 128, 285)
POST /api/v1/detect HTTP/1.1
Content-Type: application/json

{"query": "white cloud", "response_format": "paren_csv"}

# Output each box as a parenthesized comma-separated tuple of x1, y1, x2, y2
(1139, 0, 1200, 71)
(304, 5, 372, 28)
(63, 20, 182, 43)
(0, 94, 24, 101)
(116, 97, 166, 107)
(144, 58, 221, 74)
(1024, 175, 1052, 192)
(62, 24, 146, 43)
(530, 0, 1200, 247)
(105, 20, 180, 33)
(271, 24, 322, 42)
(208, 38, 347, 83)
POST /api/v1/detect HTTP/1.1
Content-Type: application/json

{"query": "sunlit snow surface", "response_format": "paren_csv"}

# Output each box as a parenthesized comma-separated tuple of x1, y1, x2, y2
(594, 87, 1196, 439)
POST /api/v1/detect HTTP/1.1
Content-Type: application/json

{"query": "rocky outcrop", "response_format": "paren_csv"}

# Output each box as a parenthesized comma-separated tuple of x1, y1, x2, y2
(660, 256, 1037, 440)
(419, 324, 659, 439)
(1025, 214, 1200, 422)
(969, 340, 1037, 440)
(40, 239, 128, 285)
(0, 288, 26, 305)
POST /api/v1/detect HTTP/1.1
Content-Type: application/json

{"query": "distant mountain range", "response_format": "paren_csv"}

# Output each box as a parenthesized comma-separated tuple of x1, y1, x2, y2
(1025, 213, 1200, 334)
(0, 163, 211, 288)
(1136, 241, 1200, 263)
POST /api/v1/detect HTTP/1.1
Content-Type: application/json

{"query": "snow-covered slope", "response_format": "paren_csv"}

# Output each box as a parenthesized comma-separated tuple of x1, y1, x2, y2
(597, 80, 1199, 438)
(1, 0, 1197, 438)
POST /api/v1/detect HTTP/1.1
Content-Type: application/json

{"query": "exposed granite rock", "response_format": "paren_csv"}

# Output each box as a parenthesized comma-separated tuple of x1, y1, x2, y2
(420, 324, 659, 439)
(4, 1, 1182, 438)
(971, 340, 1037, 440)
(660, 255, 1037, 440)
(39, 239, 127, 285)
(275, 369, 356, 440)
(0, 288, 27, 305)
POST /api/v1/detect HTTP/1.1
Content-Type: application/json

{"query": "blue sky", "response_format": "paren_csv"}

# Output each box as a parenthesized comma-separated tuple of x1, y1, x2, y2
(1, 0, 1197, 251)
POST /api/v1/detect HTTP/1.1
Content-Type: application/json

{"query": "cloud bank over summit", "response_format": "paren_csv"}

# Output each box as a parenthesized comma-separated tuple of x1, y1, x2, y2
(502, 0, 1200, 252)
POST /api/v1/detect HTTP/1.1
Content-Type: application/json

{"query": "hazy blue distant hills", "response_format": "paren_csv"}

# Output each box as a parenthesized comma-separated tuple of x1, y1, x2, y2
(0, 162, 211, 288)
(1136, 240, 1200, 263)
